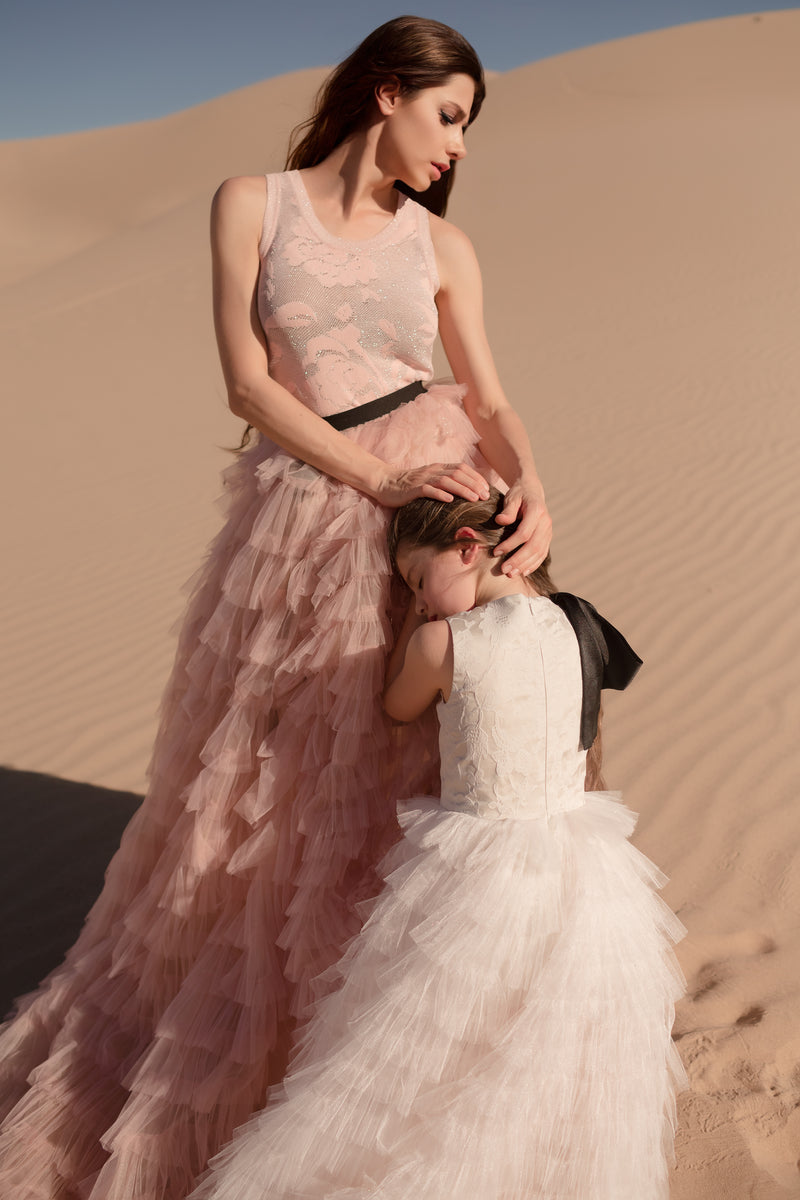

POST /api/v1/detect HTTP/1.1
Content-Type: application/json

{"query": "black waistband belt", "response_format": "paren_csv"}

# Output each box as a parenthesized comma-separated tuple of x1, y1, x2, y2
(323, 380, 426, 431)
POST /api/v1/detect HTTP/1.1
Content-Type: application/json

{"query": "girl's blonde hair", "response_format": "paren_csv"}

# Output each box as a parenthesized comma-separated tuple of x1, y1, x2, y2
(388, 487, 605, 790)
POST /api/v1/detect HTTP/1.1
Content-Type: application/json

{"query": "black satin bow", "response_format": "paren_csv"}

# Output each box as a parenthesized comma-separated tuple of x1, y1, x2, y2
(549, 593, 643, 750)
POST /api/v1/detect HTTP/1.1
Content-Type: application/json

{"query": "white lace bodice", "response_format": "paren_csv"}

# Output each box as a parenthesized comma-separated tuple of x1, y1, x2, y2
(437, 595, 588, 820)
(257, 171, 440, 418)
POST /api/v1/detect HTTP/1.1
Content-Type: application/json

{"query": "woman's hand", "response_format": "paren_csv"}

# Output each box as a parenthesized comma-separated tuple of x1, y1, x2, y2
(373, 462, 490, 509)
(493, 478, 552, 575)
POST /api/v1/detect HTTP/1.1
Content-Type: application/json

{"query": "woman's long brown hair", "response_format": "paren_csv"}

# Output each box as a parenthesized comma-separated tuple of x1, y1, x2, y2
(389, 489, 606, 791)
(286, 15, 485, 218)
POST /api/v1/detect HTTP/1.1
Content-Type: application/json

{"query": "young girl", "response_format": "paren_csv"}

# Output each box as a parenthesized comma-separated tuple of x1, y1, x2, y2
(0, 17, 552, 1199)
(188, 489, 686, 1200)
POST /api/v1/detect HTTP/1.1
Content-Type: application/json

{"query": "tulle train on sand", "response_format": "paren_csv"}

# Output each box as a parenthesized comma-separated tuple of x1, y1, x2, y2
(191, 792, 687, 1200)
(0, 386, 479, 1199)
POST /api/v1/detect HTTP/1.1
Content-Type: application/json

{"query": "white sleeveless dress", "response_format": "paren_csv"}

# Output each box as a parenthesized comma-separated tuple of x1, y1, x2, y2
(191, 594, 686, 1200)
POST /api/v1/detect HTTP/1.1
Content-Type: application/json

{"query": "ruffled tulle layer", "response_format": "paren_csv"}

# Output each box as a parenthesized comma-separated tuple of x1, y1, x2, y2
(190, 793, 686, 1200)
(0, 386, 482, 1199)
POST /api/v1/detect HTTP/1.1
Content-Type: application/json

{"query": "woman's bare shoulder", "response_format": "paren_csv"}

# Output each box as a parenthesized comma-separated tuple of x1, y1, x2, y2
(427, 211, 480, 290)
(427, 211, 475, 256)
(211, 175, 268, 224)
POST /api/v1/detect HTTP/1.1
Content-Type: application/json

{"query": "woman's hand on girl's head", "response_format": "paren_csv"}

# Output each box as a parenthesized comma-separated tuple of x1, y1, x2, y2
(493, 479, 553, 576)
(374, 462, 490, 508)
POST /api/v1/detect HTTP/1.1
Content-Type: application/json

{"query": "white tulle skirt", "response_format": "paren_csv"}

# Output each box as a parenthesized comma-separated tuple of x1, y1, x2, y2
(190, 792, 686, 1200)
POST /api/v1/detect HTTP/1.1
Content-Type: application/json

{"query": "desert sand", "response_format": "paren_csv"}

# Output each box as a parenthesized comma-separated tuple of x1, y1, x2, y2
(1, 11, 799, 1197)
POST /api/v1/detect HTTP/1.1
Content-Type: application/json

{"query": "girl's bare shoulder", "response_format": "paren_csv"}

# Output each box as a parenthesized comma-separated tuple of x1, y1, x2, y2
(410, 618, 452, 668)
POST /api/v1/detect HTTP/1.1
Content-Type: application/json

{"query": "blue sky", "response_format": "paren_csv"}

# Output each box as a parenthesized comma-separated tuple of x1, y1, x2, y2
(1, 1, 796, 140)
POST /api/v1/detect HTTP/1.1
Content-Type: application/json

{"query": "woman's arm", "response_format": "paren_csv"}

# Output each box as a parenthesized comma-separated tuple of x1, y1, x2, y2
(211, 177, 489, 508)
(431, 217, 553, 573)
(383, 614, 453, 721)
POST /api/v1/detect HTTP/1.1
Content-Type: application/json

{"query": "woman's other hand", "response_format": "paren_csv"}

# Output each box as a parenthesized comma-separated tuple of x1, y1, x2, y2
(375, 461, 490, 508)
(493, 478, 552, 575)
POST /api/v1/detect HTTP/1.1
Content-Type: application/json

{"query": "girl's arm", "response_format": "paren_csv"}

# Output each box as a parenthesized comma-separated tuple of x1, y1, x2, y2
(431, 217, 553, 574)
(212, 177, 489, 508)
(384, 600, 427, 693)
(383, 614, 453, 722)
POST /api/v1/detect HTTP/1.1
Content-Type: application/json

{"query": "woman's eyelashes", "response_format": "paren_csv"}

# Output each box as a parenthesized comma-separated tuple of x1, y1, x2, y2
(439, 110, 469, 133)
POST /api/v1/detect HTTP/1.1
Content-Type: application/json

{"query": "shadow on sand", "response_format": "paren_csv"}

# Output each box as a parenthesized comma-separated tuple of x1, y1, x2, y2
(0, 767, 142, 1017)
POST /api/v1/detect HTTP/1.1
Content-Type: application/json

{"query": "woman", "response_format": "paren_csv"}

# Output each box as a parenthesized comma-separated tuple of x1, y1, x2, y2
(0, 16, 551, 1199)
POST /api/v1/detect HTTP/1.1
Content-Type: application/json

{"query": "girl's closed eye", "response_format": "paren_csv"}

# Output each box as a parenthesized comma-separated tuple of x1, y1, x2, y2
(439, 110, 455, 126)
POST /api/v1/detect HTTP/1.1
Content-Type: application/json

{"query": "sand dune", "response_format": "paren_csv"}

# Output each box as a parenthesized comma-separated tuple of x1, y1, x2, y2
(1, 11, 799, 1196)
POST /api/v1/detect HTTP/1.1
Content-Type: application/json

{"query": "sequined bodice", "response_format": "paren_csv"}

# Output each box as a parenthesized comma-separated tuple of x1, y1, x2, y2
(437, 596, 588, 820)
(257, 171, 439, 418)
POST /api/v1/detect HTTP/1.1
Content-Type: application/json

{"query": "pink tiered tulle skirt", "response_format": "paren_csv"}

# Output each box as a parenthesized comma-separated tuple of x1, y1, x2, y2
(0, 385, 480, 1199)
(190, 793, 686, 1200)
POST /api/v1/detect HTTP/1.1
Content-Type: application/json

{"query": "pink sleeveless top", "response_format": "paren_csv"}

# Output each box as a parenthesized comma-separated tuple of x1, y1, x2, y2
(257, 171, 440, 419)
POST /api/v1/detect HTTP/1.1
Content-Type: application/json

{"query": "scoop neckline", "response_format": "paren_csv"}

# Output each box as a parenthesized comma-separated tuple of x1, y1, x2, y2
(448, 593, 552, 622)
(290, 170, 406, 247)
(487, 592, 551, 611)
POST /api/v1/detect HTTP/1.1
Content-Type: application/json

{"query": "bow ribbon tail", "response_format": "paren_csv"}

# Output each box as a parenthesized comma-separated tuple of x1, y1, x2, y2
(550, 593, 643, 750)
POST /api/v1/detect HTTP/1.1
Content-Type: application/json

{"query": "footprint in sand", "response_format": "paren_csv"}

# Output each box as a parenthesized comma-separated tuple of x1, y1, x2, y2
(675, 932, 800, 1190)
(673, 931, 775, 1078)
(679, 930, 776, 1011)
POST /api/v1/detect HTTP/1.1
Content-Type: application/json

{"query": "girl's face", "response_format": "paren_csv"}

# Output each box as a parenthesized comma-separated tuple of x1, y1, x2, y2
(396, 539, 482, 622)
(377, 74, 475, 192)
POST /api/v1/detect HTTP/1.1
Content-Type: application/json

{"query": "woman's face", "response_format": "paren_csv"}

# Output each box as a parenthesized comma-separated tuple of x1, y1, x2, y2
(378, 73, 476, 193)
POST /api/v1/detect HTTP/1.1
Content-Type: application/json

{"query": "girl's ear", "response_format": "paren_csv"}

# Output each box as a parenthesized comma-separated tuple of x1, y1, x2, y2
(454, 527, 482, 563)
(375, 78, 403, 116)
